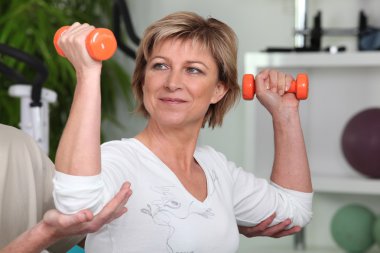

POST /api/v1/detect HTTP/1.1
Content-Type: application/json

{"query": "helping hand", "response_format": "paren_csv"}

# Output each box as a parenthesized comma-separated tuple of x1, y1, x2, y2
(43, 182, 132, 239)
(238, 213, 301, 238)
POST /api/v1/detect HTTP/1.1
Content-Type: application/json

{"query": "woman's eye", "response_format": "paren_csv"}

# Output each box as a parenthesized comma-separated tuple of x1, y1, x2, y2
(152, 63, 168, 70)
(187, 67, 203, 74)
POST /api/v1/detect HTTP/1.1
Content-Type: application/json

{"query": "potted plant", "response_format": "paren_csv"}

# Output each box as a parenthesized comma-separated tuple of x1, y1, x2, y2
(0, 0, 132, 158)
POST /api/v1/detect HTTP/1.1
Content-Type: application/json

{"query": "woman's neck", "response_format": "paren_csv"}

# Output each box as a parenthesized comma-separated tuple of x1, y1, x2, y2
(135, 120, 201, 173)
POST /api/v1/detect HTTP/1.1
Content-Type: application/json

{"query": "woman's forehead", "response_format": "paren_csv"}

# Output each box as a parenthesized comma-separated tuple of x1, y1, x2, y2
(149, 39, 216, 65)
(152, 38, 211, 55)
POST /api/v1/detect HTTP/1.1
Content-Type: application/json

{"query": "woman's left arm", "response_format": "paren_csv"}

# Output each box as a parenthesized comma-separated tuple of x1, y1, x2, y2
(255, 69, 312, 193)
(271, 108, 312, 192)
(231, 69, 312, 228)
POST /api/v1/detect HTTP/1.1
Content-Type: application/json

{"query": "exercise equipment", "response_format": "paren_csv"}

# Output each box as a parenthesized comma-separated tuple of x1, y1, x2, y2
(373, 217, 380, 248)
(341, 108, 380, 178)
(267, 10, 380, 52)
(294, 10, 380, 52)
(54, 26, 117, 61)
(0, 43, 56, 154)
(242, 73, 309, 100)
(331, 204, 375, 253)
(112, 0, 140, 59)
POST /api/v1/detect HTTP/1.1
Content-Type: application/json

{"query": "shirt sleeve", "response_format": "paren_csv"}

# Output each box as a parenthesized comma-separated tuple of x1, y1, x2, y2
(226, 155, 313, 228)
(53, 171, 107, 214)
(53, 140, 137, 215)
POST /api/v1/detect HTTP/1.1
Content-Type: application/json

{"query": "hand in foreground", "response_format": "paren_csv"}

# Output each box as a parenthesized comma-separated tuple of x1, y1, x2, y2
(238, 213, 301, 238)
(0, 182, 132, 253)
(44, 182, 132, 239)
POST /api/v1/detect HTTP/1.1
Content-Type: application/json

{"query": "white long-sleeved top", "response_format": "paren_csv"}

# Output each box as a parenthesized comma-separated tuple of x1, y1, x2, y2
(53, 138, 313, 253)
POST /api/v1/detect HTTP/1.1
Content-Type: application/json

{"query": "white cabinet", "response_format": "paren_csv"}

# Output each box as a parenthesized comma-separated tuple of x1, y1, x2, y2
(244, 51, 380, 194)
(243, 52, 380, 252)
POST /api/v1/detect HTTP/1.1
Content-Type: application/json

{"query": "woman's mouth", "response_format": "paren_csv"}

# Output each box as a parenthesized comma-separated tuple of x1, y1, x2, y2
(160, 97, 186, 104)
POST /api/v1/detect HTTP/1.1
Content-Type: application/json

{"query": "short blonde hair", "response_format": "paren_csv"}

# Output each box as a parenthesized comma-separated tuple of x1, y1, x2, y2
(132, 11, 240, 128)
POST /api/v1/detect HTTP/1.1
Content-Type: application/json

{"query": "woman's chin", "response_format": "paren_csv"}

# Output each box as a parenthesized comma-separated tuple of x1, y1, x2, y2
(151, 116, 200, 130)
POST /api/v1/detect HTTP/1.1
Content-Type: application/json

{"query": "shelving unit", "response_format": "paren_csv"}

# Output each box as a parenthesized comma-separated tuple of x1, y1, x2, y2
(243, 51, 380, 252)
(243, 51, 380, 192)
(257, 246, 379, 253)
(313, 176, 380, 195)
(245, 51, 380, 69)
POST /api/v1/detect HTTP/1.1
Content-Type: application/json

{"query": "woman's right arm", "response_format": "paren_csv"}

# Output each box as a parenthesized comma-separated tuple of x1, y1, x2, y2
(53, 23, 107, 215)
(55, 22, 102, 176)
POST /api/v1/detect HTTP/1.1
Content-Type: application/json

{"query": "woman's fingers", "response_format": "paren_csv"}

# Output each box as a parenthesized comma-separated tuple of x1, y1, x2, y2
(269, 69, 278, 93)
(277, 71, 286, 95)
(256, 69, 295, 97)
(285, 74, 293, 92)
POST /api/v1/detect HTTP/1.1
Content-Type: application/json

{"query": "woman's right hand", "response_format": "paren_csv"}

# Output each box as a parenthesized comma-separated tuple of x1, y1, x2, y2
(57, 22, 102, 73)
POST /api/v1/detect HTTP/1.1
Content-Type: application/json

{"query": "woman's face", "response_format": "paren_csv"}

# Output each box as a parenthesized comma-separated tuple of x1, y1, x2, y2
(143, 38, 226, 129)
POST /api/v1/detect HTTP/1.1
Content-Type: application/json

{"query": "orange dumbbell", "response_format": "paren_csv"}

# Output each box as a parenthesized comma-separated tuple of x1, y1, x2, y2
(242, 73, 309, 100)
(53, 26, 117, 61)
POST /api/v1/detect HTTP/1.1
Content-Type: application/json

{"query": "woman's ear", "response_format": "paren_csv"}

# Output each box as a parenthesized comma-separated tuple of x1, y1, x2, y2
(211, 81, 228, 104)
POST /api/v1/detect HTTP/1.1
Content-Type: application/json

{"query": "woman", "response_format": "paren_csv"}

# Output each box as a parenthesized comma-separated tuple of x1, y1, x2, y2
(53, 11, 313, 252)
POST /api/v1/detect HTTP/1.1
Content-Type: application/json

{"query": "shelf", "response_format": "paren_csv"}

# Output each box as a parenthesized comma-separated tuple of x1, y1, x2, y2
(242, 51, 380, 253)
(257, 249, 338, 253)
(257, 246, 379, 253)
(313, 176, 380, 195)
(243, 51, 380, 197)
(245, 51, 380, 69)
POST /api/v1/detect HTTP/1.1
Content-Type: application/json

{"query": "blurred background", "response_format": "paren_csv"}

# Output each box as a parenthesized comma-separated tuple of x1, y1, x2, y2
(2, 0, 380, 252)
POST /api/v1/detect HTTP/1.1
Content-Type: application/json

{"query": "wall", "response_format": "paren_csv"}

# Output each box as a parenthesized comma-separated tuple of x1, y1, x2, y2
(106, 0, 380, 252)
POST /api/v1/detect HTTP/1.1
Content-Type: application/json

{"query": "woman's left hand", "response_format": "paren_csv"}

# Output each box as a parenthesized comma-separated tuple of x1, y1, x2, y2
(254, 69, 300, 118)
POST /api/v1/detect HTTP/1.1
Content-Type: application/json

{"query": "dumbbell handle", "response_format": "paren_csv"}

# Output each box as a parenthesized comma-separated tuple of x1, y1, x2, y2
(242, 73, 309, 100)
(53, 26, 117, 61)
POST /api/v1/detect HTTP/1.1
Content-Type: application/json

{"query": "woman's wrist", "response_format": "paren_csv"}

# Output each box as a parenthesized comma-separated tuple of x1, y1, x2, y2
(272, 107, 300, 126)
(76, 67, 101, 84)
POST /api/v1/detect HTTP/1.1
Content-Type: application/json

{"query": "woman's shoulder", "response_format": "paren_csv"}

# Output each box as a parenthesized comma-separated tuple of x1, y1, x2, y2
(102, 137, 134, 147)
(196, 144, 217, 154)
(100, 138, 146, 157)
(195, 144, 228, 163)
(102, 137, 135, 149)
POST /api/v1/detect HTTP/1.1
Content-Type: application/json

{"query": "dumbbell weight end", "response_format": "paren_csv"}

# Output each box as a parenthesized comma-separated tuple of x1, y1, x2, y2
(53, 26, 117, 61)
(242, 73, 309, 100)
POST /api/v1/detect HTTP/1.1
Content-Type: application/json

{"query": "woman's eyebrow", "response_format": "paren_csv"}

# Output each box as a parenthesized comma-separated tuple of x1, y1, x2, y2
(149, 56, 210, 70)
(186, 60, 209, 70)
(149, 55, 167, 61)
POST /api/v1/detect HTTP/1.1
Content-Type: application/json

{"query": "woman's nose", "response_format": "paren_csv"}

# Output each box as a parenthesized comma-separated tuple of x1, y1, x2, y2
(165, 70, 183, 91)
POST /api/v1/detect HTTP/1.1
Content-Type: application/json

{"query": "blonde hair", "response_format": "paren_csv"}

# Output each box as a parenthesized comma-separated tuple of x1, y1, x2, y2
(132, 11, 240, 128)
